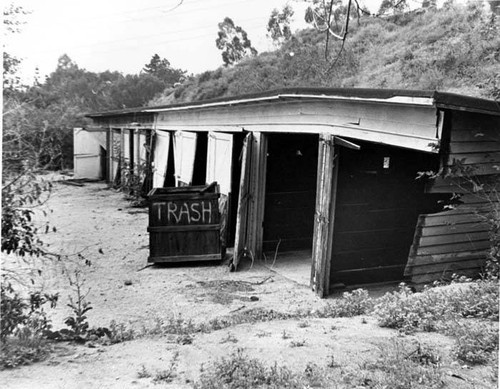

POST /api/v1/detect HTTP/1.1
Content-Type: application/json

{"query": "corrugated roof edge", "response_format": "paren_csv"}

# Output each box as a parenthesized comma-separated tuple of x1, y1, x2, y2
(85, 87, 500, 118)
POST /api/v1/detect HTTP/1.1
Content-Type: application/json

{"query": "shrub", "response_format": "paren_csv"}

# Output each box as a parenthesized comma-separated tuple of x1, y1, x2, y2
(319, 288, 373, 318)
(373, 283, 449, 333)
(0, 280, 58, 368)
(447, 320, 499, 365)
(194, 349, 328, 389)
(365, 338, 444, 389)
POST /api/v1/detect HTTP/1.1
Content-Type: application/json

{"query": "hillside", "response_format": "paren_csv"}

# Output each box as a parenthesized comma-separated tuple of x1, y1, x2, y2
(150, 3, 500, 106)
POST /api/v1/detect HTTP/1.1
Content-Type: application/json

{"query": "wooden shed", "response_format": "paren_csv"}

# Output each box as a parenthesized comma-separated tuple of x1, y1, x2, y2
(85, 88, 500, 296)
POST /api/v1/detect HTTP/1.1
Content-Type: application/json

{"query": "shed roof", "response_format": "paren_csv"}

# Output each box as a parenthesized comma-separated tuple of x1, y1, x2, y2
(86, 88, 500, 118)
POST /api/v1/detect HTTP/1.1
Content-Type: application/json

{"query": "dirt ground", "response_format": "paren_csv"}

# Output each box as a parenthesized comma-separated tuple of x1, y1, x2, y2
(0, 177, 496, 388)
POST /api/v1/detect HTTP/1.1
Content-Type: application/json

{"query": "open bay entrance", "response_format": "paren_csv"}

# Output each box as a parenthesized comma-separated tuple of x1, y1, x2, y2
(262, 133, 319, 285)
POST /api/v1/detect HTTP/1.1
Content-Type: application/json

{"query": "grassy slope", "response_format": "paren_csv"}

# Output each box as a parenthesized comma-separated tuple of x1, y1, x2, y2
(150, 4, 499, 106)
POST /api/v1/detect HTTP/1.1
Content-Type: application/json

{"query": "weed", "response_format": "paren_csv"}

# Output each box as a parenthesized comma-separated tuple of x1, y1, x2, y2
(194, 348, 329, 389)
(137, 365, 152, 378)
(290, 339, 306, 348)
(319, 288, 373, 318)
(297, 321, 310, 328)
(281, 330, 291, 340)
(177, 334, 193, 345)
(152, 351, 179, 384)
(254, 330, 271, 338)
(326, 354, 341, 368)
(220, 332, 238, 344)
(108, 320, 135, 343)
(362, 338, 444, 389)
(446, 320, 499, 365)
(0, 279, 58, 368)
(374, 283, 450, 334)
(0, 337, 51, 369)
(64, 270, 92, 339)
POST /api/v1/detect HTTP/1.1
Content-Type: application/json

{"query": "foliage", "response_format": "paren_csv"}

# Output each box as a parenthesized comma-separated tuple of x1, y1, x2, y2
(319, 288, 373, 317)
(143, 53, 186, 85)
(365, 338, 444, 389)
(216, 17, 258, 66)
(374, 281, 499, 334)
(378, 0, 410, 15)
(152, 4, 499, 106)
(1, 170, 52, 257)
(194, 349, 328, 389)
(120, 161, 150, 206)
(446, 320, 499, 364)
(267, 5, 294, 46)
(0, 279, 58, 369)
(3, 52, 186, 171)
(3, 4, 29, 92)
(64, 270, 92, 339)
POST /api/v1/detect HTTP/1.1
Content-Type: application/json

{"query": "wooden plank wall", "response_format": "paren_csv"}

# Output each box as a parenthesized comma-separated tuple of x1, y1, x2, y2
(443, 110, 500, 176)
(404, 193, 492, 286)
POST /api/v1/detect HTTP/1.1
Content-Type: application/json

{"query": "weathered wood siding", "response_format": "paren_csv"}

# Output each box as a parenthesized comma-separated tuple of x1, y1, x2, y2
(404, 194, 491, 286)
(156, 100, 439, 152)
(443, 110, 500, 176)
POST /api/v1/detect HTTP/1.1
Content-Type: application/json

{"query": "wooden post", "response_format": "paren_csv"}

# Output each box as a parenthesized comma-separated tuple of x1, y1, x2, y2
(233, 133, 252, 269)
(246, 132, 268, 261)
(120, 128, 125, 185)
(311, 134, 338, 298)
(106, 127, 112, 182)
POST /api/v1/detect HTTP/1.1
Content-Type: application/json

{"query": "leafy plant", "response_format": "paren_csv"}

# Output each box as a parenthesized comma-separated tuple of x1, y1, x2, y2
(364, 338, 444, 389)
(446, 320, 499, 365)
(195, 348, 331, 389)
(152, 351, 179, 384)
(1, 170, 52, 257)
(0, 279, 58, 369)
(63, 270, 92, 339)
(319, 288, 373, 318)
(120, 161, 150, 206)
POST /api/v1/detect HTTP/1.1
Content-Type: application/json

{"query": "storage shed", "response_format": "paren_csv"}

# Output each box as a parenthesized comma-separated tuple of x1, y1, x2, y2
(84, 88, 500, 297)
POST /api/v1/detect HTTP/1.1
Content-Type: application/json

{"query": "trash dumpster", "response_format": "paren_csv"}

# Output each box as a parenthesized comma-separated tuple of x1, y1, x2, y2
(147, 183, 222, 263)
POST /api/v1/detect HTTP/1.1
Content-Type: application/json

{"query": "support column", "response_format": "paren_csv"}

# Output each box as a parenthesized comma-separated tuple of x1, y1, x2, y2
(311, 134, 338, 298)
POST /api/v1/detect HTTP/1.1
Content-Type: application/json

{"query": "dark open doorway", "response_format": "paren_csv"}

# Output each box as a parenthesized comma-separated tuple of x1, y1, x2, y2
(262, 133, 319, 284)
(330, 140, 447, 286)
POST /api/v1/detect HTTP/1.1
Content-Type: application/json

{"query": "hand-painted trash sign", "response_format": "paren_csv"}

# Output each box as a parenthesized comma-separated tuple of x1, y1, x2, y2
(147, 183, 222, 263)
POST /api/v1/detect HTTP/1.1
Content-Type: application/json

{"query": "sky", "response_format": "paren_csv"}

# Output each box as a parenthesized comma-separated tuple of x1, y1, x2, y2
(4, 0, 388, 83)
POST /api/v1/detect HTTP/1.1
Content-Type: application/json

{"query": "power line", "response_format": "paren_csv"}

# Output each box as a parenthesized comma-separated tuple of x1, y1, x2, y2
(18, 15, 271, 56)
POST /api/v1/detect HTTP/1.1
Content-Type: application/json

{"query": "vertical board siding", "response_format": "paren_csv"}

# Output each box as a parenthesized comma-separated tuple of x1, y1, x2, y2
(404, 193, 491, 286)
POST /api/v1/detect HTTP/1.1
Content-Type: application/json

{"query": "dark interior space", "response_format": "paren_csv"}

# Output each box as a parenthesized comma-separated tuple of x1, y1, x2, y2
(128, 129, 134, 171)
(164, 133, 176, 187)
(263, 133, 319, 252)
(330, 140, 450, 286)
(227, 132, 245, 246)
(192, 133, 208, 186)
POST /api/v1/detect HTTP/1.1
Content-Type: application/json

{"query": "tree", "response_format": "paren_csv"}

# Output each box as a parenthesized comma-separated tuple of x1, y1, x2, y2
(143, 54, 186, 85)
(267, 5, 295, 46)
(378, 0, 409, 15)
(216, 17, 257, 66)
(3, 4, 29, 93)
